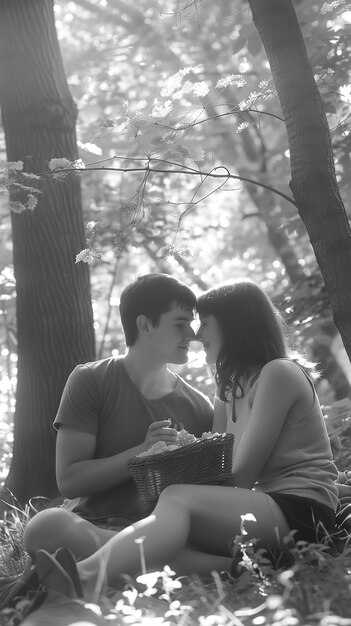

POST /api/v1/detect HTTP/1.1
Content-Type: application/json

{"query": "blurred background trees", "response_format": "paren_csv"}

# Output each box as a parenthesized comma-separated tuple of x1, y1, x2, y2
(0, 0, 351, 504)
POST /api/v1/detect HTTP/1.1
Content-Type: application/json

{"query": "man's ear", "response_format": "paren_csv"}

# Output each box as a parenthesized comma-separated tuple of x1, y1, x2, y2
(136, 314, 150, 336)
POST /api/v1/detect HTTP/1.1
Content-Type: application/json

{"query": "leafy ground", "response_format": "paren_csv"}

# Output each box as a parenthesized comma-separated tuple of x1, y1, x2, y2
(0, 397, 350, 625)
(0, 495, 351, 625)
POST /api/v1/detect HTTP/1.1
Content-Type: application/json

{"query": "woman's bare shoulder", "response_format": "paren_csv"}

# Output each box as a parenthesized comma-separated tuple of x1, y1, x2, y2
(259, 359, 309, 388)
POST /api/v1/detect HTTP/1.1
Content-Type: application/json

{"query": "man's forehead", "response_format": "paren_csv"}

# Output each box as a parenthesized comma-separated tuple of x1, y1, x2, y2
(166, 304, 194, 320)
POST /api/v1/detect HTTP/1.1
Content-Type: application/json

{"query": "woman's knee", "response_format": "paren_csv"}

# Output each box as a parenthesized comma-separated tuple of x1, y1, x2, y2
(157, 484, 200, 512)
(159, 484, 188, 504)
(23, 507, 74, 555)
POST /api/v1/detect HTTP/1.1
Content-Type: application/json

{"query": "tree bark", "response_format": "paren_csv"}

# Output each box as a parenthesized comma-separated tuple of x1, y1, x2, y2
(247, 0, 351, 364)
(0, 0, 95, 505)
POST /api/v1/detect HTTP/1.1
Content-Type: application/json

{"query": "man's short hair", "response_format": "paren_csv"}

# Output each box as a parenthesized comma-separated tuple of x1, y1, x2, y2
(119, 273, 196, 346)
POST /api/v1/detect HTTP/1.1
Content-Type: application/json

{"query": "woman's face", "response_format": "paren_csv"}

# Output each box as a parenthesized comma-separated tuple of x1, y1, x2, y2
(197, 314, 223, 364)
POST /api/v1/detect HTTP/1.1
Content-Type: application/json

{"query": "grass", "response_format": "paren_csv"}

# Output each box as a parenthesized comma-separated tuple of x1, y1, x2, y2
(1, 502, 351, 626)
(0, 399, 351, 625)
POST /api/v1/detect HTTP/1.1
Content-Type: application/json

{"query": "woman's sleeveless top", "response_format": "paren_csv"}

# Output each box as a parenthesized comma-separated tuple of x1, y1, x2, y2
(224, 363, 339, 511)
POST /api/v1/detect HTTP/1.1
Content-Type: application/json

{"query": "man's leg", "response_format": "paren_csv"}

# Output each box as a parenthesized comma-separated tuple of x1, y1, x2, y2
(23, 508, 121, 560)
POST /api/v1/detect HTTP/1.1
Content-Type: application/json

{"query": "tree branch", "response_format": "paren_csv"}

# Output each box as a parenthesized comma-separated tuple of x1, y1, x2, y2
(53, 163, 297, 208)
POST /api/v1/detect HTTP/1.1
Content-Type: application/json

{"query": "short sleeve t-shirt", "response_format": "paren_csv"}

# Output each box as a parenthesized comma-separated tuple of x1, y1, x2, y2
(54, 357, 213, 523)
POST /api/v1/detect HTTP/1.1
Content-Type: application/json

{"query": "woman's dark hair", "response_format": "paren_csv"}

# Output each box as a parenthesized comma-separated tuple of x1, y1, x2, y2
(119, 273, 196, 347)
(197, 278, 318, 401)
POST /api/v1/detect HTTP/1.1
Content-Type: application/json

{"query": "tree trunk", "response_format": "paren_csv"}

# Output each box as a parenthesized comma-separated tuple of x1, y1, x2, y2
(0, 0, 95, 505)
(248, 0, 351, 363)
(203, 96, 307, 286)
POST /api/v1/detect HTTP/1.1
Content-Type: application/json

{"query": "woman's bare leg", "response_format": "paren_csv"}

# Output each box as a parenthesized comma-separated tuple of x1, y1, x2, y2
(23, 508, 121, 560)
(169, 548, 233, 577)
(77, 484, 290, 592)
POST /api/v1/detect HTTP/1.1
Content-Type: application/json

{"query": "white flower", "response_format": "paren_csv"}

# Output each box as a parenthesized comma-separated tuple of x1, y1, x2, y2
(170, 80, 210, 100)
(192, 81, 210, 97)
(158, 244, 176, 258)
(73, 159, 85, 170)
(161, 67, 194, 98)
(258, 79, 271, 89)
(239, 91, 262, 110)
(216, 75, 246, 89)
(86, 221, 97, 231)
(158, 244, 194, 260)
(321, 0, 345, 14)
(75, 248, 96, 264)
(9, 201, 26, 213)
(6, 161, 23, 172)
(151, 98, 173, 118)
(26, 194, 38, 211)
(48, 157, 72, 171)
(236, 122, 250, 133)
(177, 246, 194, 259)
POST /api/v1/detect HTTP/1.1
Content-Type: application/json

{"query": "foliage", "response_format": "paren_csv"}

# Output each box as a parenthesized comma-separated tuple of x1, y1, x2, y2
(0, 395, 348, 623)
(1, 507, 351, 624)
(324, 398, 351, 470)
(1, 9, 350, 622)
(1, 0, 351, 487)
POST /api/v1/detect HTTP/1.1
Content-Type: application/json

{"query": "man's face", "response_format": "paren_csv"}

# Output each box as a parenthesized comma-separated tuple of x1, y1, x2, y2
(197, 314, 222, 365)
(148, 304, 195, 365)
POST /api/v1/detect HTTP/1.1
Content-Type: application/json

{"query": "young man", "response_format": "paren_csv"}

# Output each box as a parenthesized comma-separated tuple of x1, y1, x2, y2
(23, 274, 213, 559)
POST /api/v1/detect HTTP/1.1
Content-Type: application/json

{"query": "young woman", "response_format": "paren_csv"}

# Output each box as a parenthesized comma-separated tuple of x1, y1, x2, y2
(24, 279, 339, 597)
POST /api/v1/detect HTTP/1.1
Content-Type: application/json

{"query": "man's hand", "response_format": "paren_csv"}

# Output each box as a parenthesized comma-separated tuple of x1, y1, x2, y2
(144, 420, 178, 449)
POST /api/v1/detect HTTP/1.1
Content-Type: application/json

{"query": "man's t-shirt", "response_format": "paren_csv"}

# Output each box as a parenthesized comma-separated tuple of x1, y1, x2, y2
(54, 357, 213, 524)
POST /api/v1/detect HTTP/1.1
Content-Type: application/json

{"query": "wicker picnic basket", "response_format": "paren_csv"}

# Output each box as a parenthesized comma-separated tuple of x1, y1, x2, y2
(128, 433, 234, 501)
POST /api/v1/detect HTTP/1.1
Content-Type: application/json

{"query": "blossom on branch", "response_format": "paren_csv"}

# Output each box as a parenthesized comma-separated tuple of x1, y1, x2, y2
(5, 161, 24, 172)
(48, 157, 86, 179)
(75, 248, 99, 264)
(158, 244, 193, 260)
(216, 75, 246, 89)
(9, 201, 27, 213)
(151, 99, 173, 118)
(321, 0, 345, 14)
(26, 194, 38, 211)
(48, 158, 72, 171)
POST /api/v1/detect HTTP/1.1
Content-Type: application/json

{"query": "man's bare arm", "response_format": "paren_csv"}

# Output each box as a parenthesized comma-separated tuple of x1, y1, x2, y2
(56, 421, 177, 498)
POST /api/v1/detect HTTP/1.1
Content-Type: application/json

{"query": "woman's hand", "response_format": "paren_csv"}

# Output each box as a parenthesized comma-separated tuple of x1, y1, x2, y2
(144, 420, 178, 449)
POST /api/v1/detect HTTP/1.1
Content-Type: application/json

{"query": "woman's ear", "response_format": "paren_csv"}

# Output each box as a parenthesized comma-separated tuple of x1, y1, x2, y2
(136, 314, 150, 336)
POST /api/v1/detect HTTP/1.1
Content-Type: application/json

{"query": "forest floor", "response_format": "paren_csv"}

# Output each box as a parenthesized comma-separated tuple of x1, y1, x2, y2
(1, 400, 351, 624)
(1, 509, 351, 626)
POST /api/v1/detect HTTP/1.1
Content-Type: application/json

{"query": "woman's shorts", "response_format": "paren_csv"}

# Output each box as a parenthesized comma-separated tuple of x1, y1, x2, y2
(267, 492, 336, 544)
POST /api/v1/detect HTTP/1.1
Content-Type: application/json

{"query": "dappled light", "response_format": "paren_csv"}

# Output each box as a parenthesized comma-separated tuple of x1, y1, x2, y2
(1, 0, 351, 623)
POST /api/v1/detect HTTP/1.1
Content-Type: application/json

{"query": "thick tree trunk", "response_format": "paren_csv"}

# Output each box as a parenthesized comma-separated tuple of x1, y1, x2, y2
(248, 0, 351, 363)
(0, 0, 95, 505)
